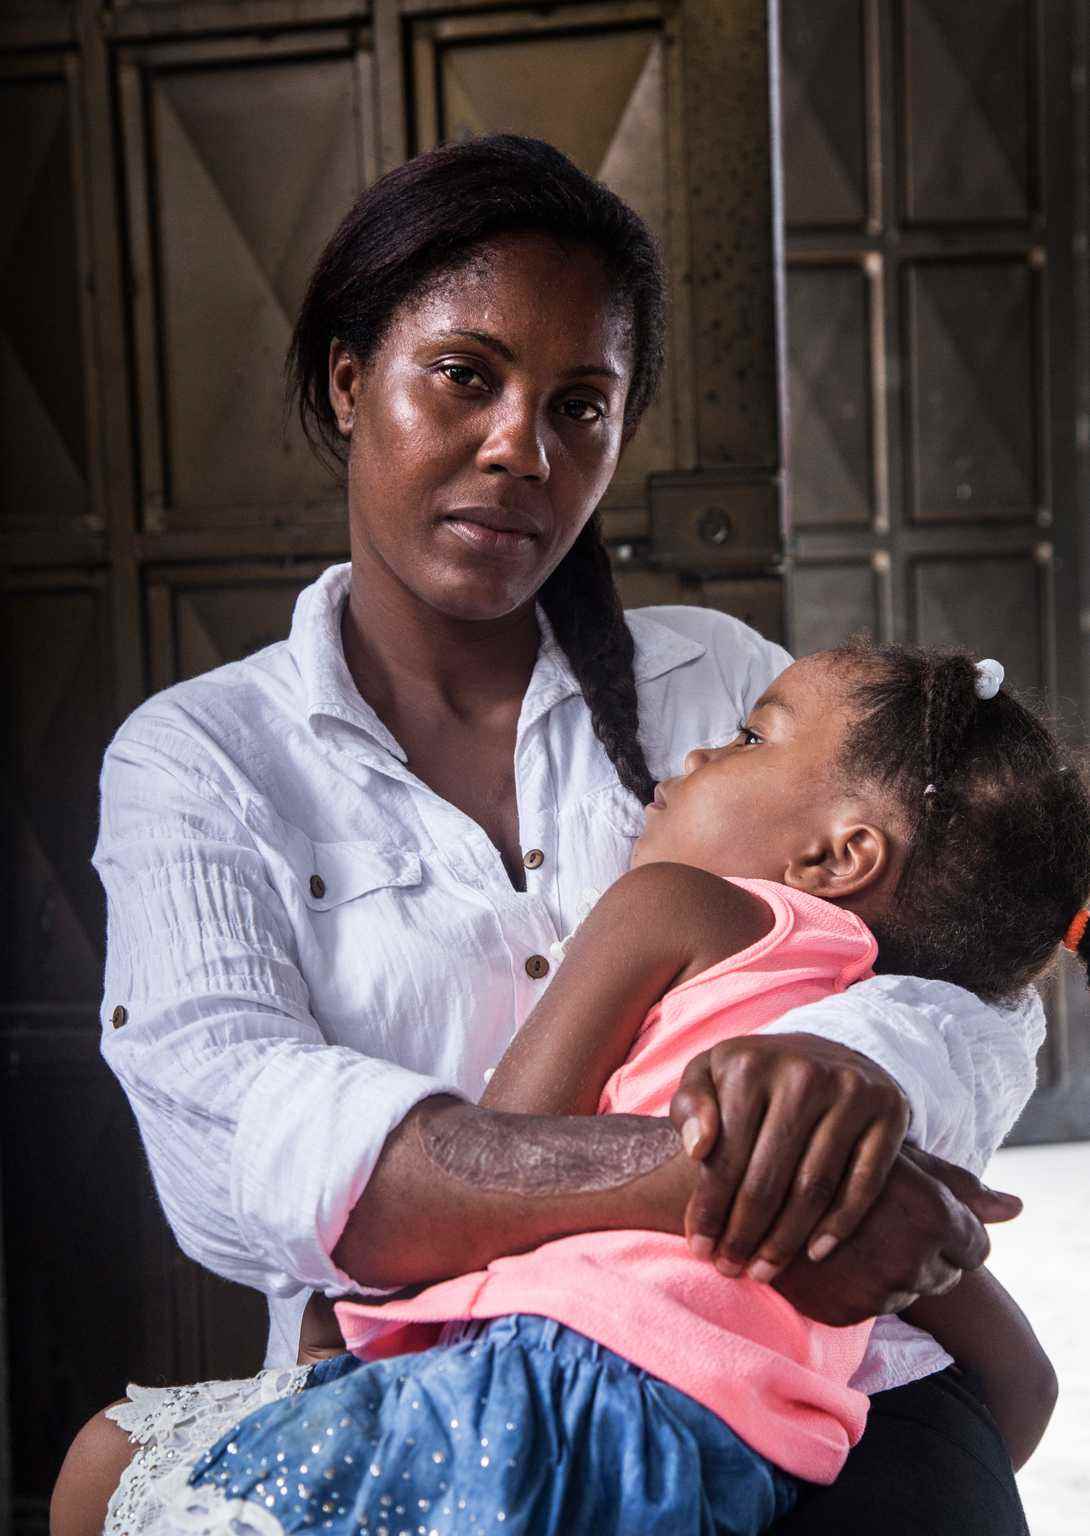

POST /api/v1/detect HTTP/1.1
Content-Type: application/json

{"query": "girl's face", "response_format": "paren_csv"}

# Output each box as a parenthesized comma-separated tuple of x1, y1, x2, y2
(632, 654, 892, 889)
(331, 233, 634, 623)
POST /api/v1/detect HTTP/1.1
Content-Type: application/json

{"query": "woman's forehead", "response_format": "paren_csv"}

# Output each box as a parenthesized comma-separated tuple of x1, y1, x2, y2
(400, 235, 633, 360)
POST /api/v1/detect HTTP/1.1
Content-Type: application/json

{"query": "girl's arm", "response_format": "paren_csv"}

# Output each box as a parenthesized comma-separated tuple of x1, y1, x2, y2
(483, 861, 911, 1276)
(904, 1266, 1058, 1469)
(480, 861, 774, 1115)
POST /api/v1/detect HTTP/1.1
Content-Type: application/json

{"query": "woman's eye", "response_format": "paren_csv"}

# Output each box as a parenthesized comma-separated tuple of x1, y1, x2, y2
(558, 397, 604, 423)
(736, 724, 762, 747)
(439, 363, 487, 389)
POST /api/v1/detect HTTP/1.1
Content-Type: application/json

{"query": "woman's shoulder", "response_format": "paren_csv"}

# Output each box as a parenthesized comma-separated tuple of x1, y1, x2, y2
(106, 639, 298, 782)
(624, 604, 792, 690)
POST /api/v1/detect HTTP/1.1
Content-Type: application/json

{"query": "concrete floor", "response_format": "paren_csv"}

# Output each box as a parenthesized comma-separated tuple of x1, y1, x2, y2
(984, 1141, 1089, 1536)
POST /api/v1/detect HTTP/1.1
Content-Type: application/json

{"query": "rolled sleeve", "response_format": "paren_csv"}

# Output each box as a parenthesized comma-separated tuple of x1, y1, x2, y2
(232, 1044, 460, 1295)
(760, 972, 1045, 1172)
(96, 725, 462, 1299)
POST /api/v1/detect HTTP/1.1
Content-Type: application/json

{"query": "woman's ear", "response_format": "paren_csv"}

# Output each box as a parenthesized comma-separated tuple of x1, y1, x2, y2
(328, 340, 358, 437)
(783, 818, 893, 903)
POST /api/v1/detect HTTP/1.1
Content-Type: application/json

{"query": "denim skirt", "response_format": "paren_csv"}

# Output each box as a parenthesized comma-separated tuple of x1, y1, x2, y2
(189, 1314, 798, 1536)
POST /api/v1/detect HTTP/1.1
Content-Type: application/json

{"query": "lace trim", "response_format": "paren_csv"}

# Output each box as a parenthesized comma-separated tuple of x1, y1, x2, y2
(161, 1483, 289, 1536)
(103, 1366, 309, 1536)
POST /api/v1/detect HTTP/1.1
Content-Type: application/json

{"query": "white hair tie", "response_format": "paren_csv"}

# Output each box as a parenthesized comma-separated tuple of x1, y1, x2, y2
(974, 658, 1004, 700)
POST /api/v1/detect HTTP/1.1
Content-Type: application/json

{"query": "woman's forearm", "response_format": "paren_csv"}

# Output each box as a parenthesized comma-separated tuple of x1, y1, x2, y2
(333, 1095, 692, 1287)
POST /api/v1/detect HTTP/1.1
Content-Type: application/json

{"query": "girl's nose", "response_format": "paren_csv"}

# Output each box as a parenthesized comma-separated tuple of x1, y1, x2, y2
(682, 746, 711, 776)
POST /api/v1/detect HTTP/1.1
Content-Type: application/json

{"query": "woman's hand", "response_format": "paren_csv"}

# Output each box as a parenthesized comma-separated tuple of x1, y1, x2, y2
(771, 1146, 1023, 1326)
(297, 1292, 348, 1366)
(669, 1031, 911, 1281)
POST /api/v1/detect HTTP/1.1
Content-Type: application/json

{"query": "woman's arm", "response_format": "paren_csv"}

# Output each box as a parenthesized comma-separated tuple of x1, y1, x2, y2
(335, 862, 765, 1286)
(100, 720, 1016, 1332)
(904, 1266, 1058, 1468)
(336, 863, 1009, 1314)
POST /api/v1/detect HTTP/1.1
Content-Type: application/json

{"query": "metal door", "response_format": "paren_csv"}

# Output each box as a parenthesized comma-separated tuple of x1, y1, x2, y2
(778, 0, 1089, 1141)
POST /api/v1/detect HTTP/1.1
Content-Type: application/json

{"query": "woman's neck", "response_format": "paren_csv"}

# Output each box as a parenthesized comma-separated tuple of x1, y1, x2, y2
(341, 564, 541, 724)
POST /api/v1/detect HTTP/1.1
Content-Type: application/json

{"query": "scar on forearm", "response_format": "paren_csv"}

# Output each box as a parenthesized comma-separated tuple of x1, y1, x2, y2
(420, 1110, 681, 1196)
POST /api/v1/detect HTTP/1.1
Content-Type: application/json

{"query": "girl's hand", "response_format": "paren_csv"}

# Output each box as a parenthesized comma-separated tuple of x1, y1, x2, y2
(669, 1032, 910, 1282)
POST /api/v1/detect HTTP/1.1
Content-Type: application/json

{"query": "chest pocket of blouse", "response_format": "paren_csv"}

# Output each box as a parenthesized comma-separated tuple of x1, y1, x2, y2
(299, 840, 421, 911)
(265, 821, 425, 1041)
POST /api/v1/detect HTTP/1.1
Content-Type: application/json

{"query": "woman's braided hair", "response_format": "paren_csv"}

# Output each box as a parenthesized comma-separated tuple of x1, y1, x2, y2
(288, 134, 664, 805)
(830, 638, 1090, 1001)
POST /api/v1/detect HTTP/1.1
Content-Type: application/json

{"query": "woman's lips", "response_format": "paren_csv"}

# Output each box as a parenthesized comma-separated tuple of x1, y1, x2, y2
(440, 506, 541, 557)
(443, 517, 537, 555)
(646, 783, 668, 811)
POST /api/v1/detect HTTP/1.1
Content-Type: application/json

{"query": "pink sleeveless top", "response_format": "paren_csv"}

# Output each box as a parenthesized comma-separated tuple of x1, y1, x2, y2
(336, 880, 878, 1483)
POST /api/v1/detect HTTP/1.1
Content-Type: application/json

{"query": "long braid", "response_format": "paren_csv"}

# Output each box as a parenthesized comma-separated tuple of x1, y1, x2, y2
(539, 513, 655, 806)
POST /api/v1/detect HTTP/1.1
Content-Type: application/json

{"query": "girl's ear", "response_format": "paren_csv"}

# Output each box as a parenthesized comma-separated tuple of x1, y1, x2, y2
(783, 818, 893, 903)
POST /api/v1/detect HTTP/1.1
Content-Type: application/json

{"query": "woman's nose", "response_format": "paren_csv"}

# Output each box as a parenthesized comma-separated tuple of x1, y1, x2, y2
(476, 399, 550, 482)
(682, 746, 711, 775)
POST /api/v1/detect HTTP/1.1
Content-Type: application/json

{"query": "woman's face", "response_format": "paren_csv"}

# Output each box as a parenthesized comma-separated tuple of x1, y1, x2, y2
(331, 233, 635, 622)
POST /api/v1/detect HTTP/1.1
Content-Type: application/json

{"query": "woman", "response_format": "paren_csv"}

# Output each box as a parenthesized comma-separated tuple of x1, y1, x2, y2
(56, 135, 1039, 1534)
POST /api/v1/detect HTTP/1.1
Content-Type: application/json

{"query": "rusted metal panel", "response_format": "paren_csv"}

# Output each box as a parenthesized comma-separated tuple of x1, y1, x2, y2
(115, 27, 373, 533)
(781, 0, 869, 230)
(681, 0, 781, 470)
(904, 255, 1043, 524)
(648, 470, 781, 571)
(901, 0, 1036, 227)
(0, 57, 91, 539)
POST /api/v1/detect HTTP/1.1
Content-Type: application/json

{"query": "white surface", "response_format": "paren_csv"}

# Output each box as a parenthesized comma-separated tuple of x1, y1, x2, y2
(985, 1141, 1090, 1535)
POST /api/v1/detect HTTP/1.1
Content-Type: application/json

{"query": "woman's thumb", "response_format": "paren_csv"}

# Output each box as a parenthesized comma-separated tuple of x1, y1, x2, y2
(906, 1146, 1023, 1223)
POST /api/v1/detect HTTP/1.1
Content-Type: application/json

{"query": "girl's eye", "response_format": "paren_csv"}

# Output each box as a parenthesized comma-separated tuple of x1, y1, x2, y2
(558, 397, 604, 423)
(439, 363, 487, 389)
(736, 723, 762, 747)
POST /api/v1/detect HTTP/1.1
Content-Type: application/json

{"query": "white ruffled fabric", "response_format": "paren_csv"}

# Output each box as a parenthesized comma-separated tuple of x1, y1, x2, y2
(104, 1366, 309, 1535)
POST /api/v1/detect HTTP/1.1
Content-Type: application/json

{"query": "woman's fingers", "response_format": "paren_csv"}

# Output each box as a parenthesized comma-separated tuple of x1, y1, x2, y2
(745, 1113, 904, 1280)
(709, 1072, 828, 1274)
(669, 1063, 721, 1162)
(673, 1037, 913, 1279)
(676, 1078, 768, 1258)
(803, 1115, 907, 1259)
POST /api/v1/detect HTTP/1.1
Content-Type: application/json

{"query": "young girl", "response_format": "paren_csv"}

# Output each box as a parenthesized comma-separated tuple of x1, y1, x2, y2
(163, 643, 1082, 1535)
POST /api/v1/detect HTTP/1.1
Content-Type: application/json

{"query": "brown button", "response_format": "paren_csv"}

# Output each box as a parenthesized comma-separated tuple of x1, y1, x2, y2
(309, 874, 326, 900)
(523, 848, 545, 870)
(111, 1005, 128, 1029)
(524, 954, 550, 980)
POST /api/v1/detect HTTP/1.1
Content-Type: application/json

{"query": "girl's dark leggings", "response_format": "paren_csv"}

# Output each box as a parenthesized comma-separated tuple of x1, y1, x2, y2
(769, 1367, 1029, 1536)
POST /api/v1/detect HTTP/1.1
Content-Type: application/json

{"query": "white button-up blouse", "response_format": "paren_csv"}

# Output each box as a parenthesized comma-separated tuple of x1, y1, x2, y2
(94, 564, 1044, 1384)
